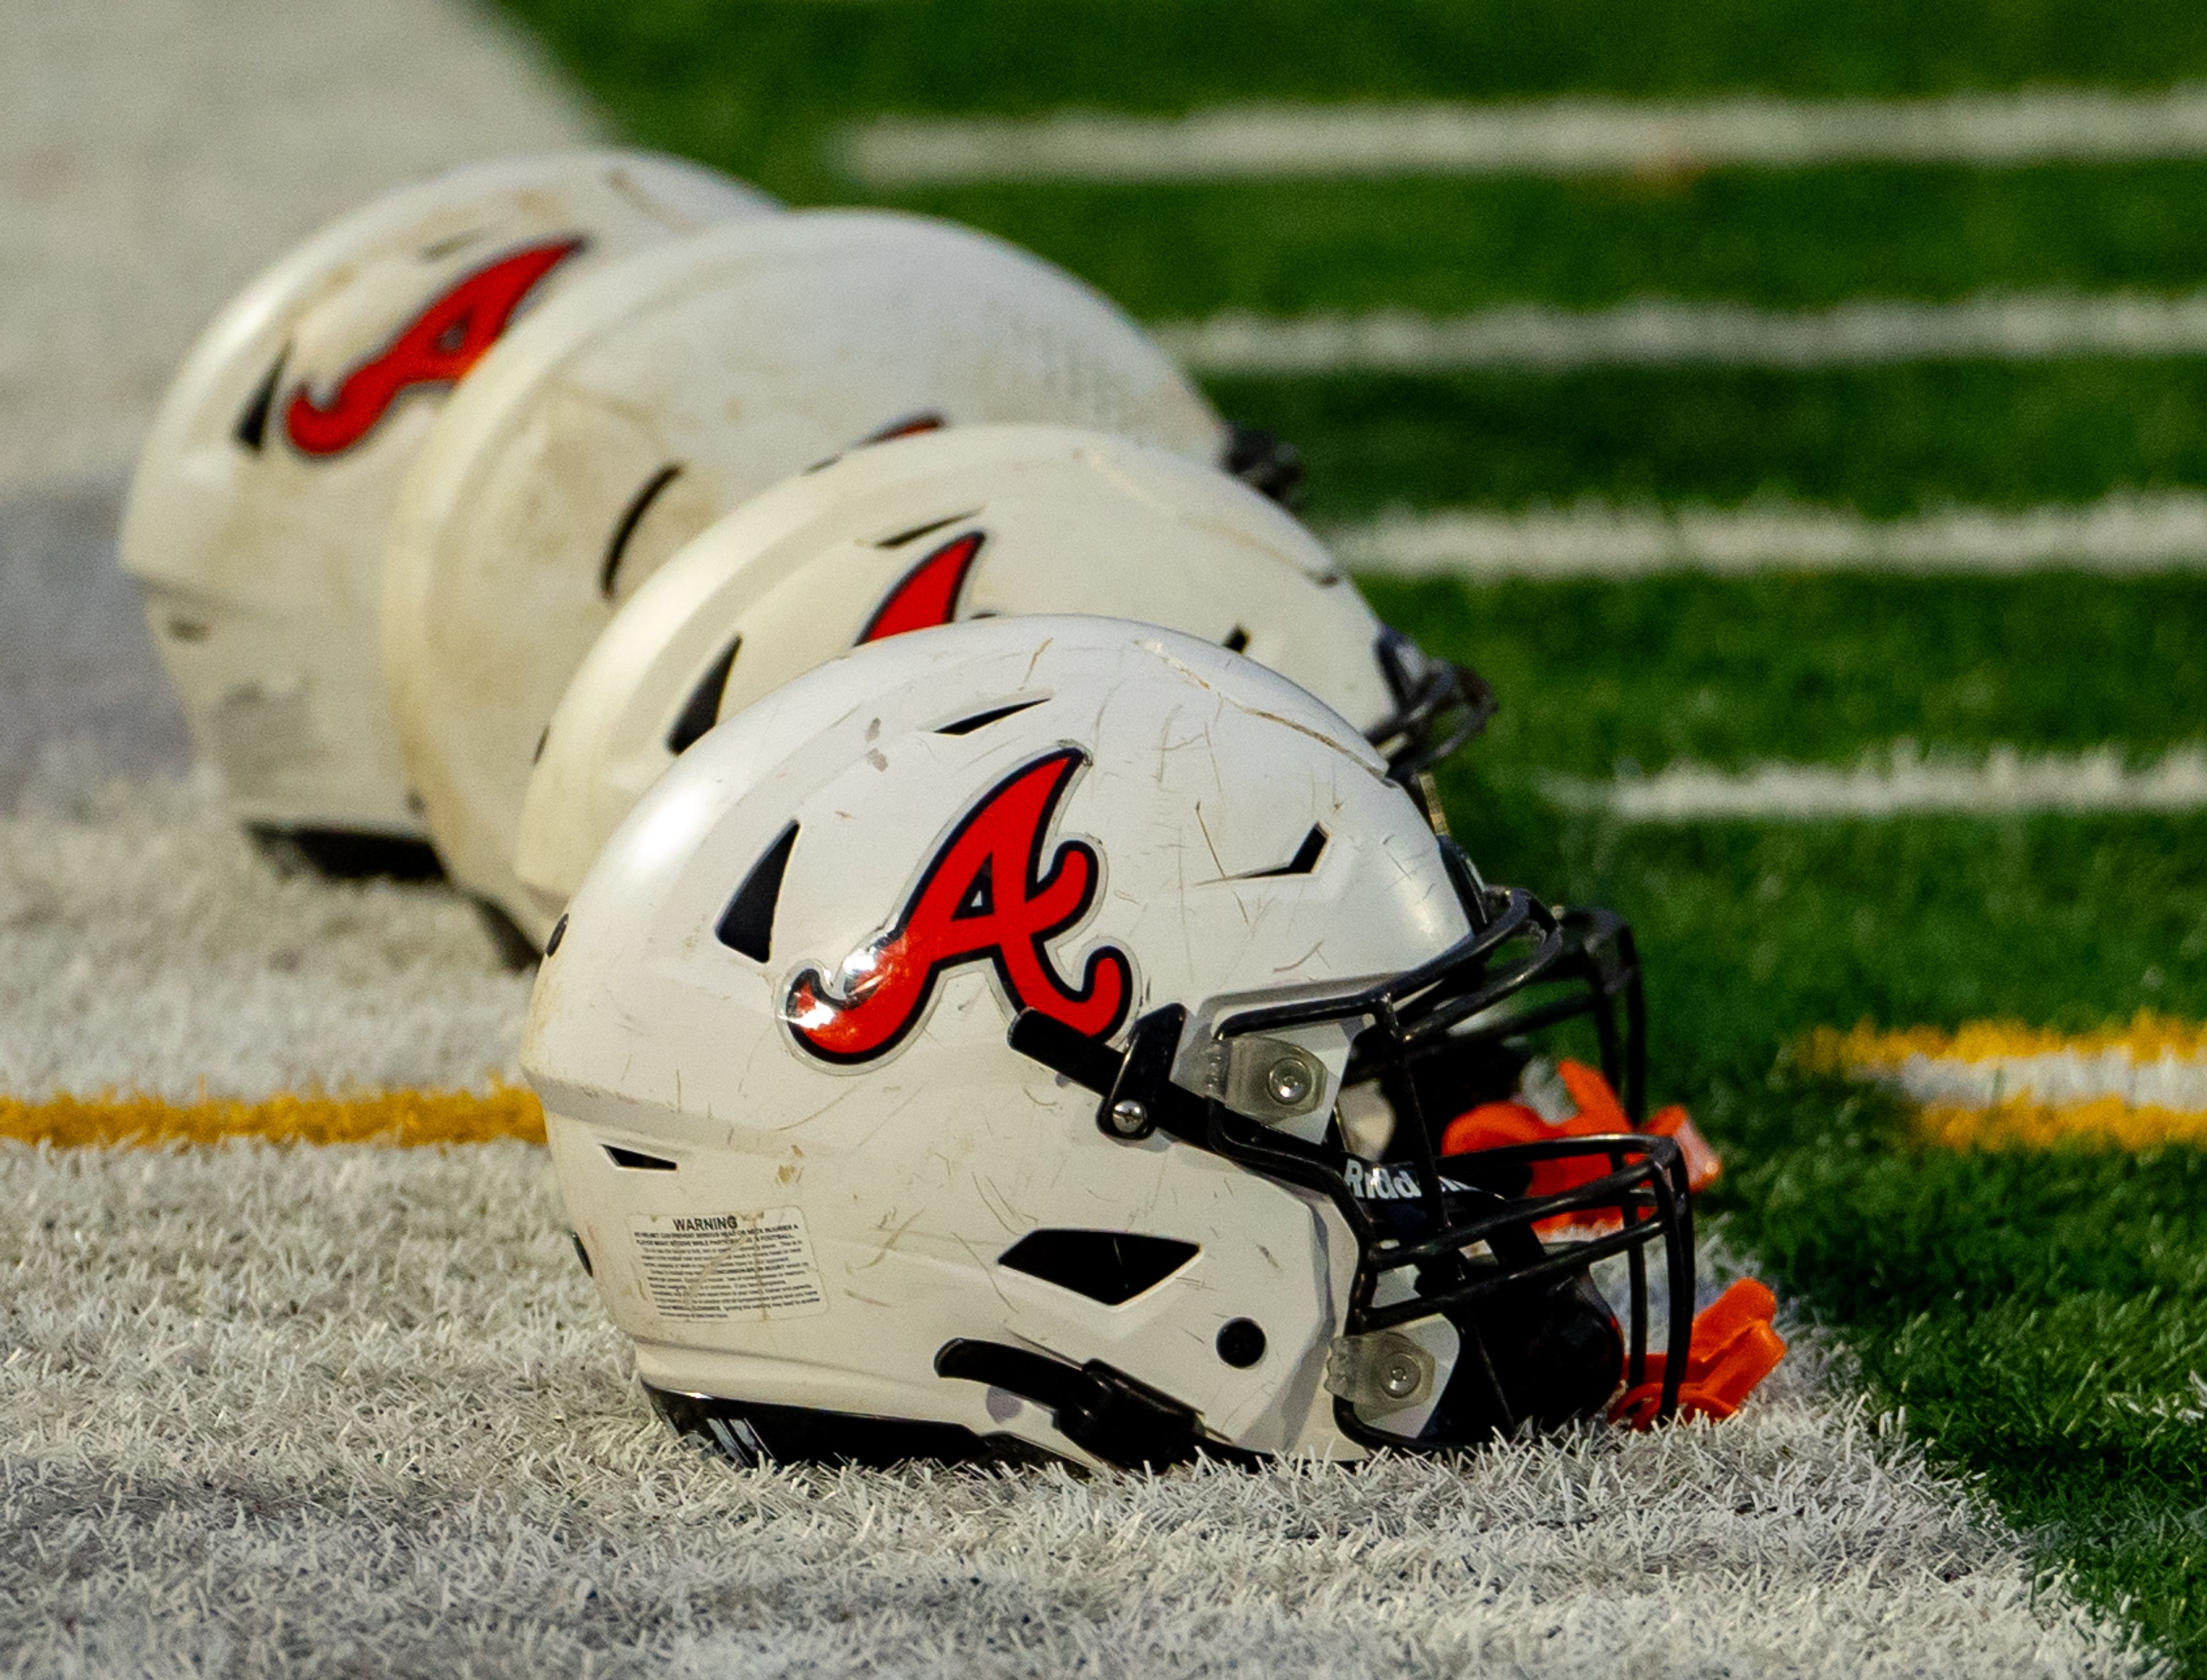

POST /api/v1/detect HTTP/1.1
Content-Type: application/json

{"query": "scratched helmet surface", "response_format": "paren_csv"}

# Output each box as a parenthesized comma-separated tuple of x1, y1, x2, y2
(382, 210, 1227, 946)
(118, 151, 775, 864)
(508, 423, 1489, 947)
(525, 615, 1700, 1471)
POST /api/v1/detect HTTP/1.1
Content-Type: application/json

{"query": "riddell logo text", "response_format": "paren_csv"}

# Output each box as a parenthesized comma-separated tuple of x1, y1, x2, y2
(283, 238, 583, 456)
(785, 747, 1131, 1063)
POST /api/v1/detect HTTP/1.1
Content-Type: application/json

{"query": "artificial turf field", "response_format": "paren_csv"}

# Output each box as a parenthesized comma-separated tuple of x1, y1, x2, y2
(494, 2, 2207, 1667)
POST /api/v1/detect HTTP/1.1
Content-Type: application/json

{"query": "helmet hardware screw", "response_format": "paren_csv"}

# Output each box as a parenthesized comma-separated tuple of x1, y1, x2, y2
(1266, 1057, 1312, 1108)
(1379, 1351, 1423, 1400)
(1108, 1098, 1150, 1137)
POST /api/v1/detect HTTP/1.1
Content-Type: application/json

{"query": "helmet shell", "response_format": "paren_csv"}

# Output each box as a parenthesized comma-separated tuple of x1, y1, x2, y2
(510, 423, 1395, 943)
(383, 210, 1225, 936)
(120, 150, 775, 840)
(525, 616, 1468, 1466)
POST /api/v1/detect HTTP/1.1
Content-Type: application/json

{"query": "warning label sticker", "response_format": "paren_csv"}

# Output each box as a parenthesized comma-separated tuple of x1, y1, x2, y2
(628, 1207, 828, 1322)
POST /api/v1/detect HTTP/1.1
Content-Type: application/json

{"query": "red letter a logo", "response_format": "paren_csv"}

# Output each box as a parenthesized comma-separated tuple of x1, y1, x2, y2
(859, 530, 986, 643)
(284, 237, 583, 456)
(786, 748, 1131, 1063)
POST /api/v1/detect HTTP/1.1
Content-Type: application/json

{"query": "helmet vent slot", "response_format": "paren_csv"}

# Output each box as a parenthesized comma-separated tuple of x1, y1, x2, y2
(234, 348, 286, 452)
(604, 1145, 677, 1171)
(936, 696, 1047, 736)
(666, 636, 742, 755)
(1243, 825, 1328, 879)
(716, 821, 798, 963)
(875, 509, 979, 549)
(998, 1229, 1198, 1306)
(601, 463, 685, 599)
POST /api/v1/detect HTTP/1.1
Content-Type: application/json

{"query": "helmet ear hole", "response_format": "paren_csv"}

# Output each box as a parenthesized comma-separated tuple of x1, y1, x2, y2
(1216, 1318, 1267, 1368)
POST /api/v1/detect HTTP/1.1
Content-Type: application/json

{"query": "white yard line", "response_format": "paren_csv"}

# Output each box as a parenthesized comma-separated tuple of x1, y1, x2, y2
(0, 0, 595, 496)
(1879, 1045, 2207, 1113)
(1159, 292, 2207, 375)
(1541, 744, 2207, 822)
(841, 86, 2207, 186)
(1332, 493, 2207, 579)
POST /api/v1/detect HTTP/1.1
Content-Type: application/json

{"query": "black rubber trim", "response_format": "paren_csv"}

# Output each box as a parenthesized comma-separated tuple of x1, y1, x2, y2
(934, 1340, 1248, 1471)
(646, 1382, 1058, 1470)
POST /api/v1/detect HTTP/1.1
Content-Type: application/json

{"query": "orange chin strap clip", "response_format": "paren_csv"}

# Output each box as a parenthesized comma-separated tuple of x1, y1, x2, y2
(1609, 1277, 1788, 1427)
(1436, 1062, 1786, 1424)
(1439, 1059, 1724, 1231)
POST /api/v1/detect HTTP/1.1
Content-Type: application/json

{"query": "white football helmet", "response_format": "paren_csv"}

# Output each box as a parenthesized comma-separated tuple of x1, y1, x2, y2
(524, 616, 1691, 1470)
(510, 423, 1491, 946)
(382, 210, 1231, 955)
(119, 151, 776, 867)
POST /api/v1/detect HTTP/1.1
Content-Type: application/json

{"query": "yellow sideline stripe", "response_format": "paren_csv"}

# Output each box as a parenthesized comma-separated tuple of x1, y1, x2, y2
(1806, 1014, 2207, 1070)
(1804, 1014, 2207, 1151)
(0, 1087, 545, 1149)
(1913, 1098, 2207, 1152)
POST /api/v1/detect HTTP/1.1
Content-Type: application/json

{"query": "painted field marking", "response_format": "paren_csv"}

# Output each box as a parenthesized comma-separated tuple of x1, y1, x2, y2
(1805, 1016, 2207, 1150)
(840, 86, 2207, 185)
(1158, 292, 2207, 375)
(1540, 743, 2207, 822)
(0, 1086, 544, 1148)
(1333, 493, 2207, 579)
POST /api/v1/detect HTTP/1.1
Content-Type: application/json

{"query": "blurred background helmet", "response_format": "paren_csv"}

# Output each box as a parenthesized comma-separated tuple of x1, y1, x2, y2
(524, 615, 1693, 1470)
(381, 210, 1228, 955)
(118, 150, 776, 872)
(511, 422, 1491, 945)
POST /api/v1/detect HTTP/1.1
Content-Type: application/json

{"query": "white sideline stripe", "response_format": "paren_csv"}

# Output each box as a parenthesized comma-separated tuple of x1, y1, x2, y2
(840, 86, 2207, 184)
(1540, 744, 2207, 822)
(1158, 291, 2207, 375)
(1887, 1048, 2207, 1113)
(1332, 493, 2207, 579)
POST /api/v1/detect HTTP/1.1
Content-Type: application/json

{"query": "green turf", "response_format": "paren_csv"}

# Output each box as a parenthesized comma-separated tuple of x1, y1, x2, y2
(506, 0, 2207, 202)
(1213, 362, 2207, 520)
(1427, 779, 2207, 1672)
(1717, 1078, 2207, 1675)
(1447, 797, 2207, 1076)
(887, 165, 2207, 318)
(1362, 572, 2207, 778)
(1441, 786, 2207, 1655)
